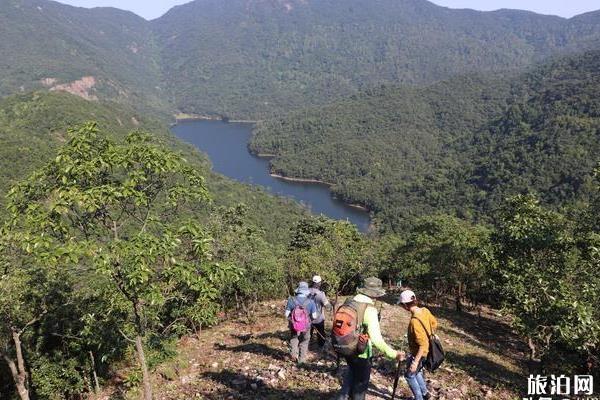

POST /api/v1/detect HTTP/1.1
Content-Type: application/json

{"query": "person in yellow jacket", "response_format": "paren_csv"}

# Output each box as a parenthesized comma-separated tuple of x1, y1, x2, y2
(337, 277, 403, 400)
(399, 289, 437, 400)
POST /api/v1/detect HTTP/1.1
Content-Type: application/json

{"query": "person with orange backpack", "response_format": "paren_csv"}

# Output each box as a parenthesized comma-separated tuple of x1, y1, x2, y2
(332, 277, 403, 400)
(285, 281, 318, 364)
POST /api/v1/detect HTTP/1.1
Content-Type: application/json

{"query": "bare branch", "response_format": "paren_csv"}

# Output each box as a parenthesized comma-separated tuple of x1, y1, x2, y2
(117, 328, 136, 344)
(18, 308, 48, 337)
(112, 221, 119, 241)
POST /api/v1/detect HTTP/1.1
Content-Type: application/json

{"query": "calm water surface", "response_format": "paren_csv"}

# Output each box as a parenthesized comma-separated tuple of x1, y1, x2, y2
(172, 120, 371, 232)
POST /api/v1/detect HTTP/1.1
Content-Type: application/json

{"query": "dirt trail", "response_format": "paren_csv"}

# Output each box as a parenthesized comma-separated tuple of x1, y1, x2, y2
(105, 298, 526, 399)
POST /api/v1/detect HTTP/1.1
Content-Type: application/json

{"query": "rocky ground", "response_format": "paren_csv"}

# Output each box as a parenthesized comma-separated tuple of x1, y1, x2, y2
(102, 296, 527, 399)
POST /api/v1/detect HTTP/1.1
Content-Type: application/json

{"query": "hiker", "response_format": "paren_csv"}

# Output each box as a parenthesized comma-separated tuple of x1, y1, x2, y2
(398, 289, 438, 400)
(334, 277, 403, 400)
(285, 281, 318, 364)
(309, 275, 331, 349)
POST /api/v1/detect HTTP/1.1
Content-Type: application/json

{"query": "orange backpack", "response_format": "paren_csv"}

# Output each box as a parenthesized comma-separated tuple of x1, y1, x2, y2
(331, 298, 369, 356)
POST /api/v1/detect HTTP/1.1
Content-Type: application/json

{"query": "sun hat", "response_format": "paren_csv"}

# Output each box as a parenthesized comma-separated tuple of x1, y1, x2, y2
(295, 281, 310, 296)
(357, 277, 386, 298)
(398, 289, 416, 304)
(312, 275, 322, 284)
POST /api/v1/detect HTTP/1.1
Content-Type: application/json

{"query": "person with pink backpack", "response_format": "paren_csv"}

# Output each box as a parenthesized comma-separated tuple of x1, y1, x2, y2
(285, 281, 318, 364)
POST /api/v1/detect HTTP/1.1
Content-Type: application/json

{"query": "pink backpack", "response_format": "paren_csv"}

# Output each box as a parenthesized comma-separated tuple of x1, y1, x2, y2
(290, 298, 310, 333)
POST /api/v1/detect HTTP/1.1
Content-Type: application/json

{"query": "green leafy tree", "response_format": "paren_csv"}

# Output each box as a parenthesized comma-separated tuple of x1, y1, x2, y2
(494, 194, 600, 372)
(373, 234, 405, 288)
(207, 204, 284, 321)
(0, 223, 79, 400)
(286, 217, 372, 301)
(0, 231, 45, 400)
(392, 215, 492, 311)
(6, 123, 226, 400)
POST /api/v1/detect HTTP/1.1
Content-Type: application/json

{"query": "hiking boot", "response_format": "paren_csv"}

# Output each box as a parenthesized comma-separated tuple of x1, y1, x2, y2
(423, 393, 433, 400)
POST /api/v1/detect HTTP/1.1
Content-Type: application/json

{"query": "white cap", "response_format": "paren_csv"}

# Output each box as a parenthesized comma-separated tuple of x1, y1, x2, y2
(399, 290, 416, 304)
(312, 275, 322, 284)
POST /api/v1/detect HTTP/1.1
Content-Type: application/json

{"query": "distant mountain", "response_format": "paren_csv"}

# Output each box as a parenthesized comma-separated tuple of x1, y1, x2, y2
(250, 51, 600, 231)
(153, 0, 600, 119)
(1, 0, 600, 119)
(0, 0, 166, 114)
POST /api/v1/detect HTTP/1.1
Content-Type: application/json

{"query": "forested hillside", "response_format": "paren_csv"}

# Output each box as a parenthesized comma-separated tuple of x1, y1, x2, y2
(0, 92, 307, 240)
(0, 0, 166, 113)
(2, 0, 600, 119)
(251, 51, 600, 231)
(154, 0, 600, 118)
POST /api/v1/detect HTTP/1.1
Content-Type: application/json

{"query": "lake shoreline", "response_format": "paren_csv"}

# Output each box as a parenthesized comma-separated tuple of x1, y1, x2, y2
(269, 173, 335, 186)
(270, 173, 369, 212)
(171, 119, 372, 230)
(174, 113, 258, 124)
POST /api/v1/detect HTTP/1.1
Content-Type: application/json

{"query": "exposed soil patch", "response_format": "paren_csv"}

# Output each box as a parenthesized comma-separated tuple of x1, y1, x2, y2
(51, 76, 98, 101)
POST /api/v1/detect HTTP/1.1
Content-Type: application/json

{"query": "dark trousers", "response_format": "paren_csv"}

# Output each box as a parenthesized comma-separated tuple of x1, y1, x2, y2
(311, 321, 326, 347)
(337, 356, 372, 400)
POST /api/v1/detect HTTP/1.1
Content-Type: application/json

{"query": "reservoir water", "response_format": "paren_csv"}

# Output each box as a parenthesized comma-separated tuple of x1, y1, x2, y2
(172, 120, 371, 232)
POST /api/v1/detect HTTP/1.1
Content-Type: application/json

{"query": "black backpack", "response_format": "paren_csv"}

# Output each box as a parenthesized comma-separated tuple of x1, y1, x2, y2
(413, 316, 445, 372)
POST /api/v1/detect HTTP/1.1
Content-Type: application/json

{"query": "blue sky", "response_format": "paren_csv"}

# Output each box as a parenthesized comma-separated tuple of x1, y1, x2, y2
(55, 0, 600, 20)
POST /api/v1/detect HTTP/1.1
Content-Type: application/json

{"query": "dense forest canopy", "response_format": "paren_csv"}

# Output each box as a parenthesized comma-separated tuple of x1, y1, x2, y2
(2, 0, 600, 119)
(251, 51, 600, 231)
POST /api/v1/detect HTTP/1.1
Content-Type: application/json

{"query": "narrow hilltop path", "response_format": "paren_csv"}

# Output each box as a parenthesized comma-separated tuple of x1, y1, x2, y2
(109, 298, 527, 399)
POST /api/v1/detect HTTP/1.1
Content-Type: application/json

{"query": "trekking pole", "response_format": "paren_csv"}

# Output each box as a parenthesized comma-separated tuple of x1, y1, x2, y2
(391, 357, 402, 400)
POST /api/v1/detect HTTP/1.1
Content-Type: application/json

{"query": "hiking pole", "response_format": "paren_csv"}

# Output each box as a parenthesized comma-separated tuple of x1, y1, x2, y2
(391, 358, 402, 400)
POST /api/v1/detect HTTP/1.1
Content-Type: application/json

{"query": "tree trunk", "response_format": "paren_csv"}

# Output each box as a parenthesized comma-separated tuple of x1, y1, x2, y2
(586, 353, 595, 374)
(455, 282, 463, 313)
(527, 337, 536, 361)
(526, 337, 542, 374)
(2, 330, 30, 400)
(89, 351, 100, 394)
(135, 335, 153, 400)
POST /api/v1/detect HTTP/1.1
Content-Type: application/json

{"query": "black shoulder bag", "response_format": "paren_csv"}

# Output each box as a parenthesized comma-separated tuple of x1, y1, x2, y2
(413, 316, 445, 372)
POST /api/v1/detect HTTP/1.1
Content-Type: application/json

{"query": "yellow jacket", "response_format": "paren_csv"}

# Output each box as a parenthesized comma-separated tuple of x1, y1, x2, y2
(407, 307, 438, 356)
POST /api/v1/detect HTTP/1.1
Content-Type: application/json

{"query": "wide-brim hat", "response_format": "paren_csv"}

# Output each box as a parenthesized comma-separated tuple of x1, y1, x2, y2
(295, 281, 310, 296)
(357, 277, 386, 298)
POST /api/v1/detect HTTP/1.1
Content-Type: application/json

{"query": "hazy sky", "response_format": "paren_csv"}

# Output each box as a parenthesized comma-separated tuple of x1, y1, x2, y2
(55, 0, 600, 20)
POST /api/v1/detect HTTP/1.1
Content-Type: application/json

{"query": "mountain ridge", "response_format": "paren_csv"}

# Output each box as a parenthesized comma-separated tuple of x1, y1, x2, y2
(0, 0, 165, 114)
(3, 0, 600, 119)
(51, 0, 600, 21)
